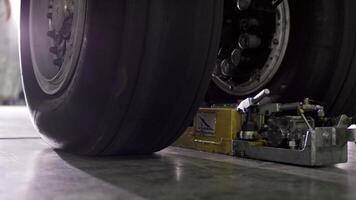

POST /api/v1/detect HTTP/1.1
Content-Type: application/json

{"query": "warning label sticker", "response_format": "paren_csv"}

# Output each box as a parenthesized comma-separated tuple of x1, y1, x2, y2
(195, 112, 216, 135)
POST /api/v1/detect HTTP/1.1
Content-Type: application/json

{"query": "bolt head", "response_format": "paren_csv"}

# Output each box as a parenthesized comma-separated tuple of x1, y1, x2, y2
(273, 39, 279, 45)
(231, 49, 242, 66)
(237, 0, 252, 11)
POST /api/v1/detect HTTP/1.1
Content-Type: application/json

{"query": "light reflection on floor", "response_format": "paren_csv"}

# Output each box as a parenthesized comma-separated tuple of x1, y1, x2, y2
(1, 106, 356, 200)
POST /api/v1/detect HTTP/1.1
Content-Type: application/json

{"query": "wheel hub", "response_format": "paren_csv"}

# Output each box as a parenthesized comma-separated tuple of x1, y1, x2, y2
(29, 0, 86, 95)
(47, 0, 74, 67)
(212, 0, 290, 96)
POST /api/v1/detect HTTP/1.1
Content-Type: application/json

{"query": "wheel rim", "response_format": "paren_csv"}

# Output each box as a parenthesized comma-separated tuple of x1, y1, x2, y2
(212, 0, 290, 96)
(29, 0, 87, 95)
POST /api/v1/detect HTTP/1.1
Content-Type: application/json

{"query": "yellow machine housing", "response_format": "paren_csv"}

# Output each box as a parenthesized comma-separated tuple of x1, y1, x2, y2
(174, 107, 241, 156)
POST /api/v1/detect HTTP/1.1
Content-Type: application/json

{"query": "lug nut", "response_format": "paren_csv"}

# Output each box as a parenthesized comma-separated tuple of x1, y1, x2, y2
(231, 49, 242, 66)
(240, 18, 259, 31)
(53, 58, 63, 67)
(47, 13, 53, 19)
(62, 32, 71, 40)
(220, 59, 234, 76)
(49, 46, 58, 54)
(238, 33, 262, 49)
(237, 0, 252, 11)
(273, 38, 279, 45)
(47, 30, 56, 38)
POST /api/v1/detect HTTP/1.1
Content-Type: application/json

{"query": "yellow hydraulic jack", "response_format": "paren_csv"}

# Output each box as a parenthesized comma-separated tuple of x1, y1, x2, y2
(174, 90, 356, 166)
(175, 107, 241, 156)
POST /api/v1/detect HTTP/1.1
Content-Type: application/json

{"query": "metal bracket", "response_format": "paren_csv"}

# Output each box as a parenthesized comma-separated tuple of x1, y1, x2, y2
(236, 127, 348, 166)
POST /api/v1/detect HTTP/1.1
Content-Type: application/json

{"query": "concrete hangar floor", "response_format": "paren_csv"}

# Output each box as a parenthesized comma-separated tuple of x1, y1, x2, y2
(0, 106, 356, 200)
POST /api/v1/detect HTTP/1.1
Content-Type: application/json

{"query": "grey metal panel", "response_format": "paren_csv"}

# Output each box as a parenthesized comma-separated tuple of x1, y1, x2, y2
(236, 127, 348, 166)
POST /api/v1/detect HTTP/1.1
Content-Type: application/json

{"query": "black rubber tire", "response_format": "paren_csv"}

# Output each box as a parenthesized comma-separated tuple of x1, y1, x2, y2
(20, 0, 223, 155)
(267, 0, 356, 116)
(208, 0, 356, 116)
